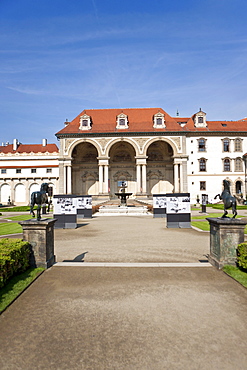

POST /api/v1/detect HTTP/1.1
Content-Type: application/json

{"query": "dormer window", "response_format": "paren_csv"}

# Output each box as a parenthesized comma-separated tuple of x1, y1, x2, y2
(153, 112, 166, 128)
(116, 113, 128, 129)
(79, 114, 91, 130)
(194, 109, 207, 128)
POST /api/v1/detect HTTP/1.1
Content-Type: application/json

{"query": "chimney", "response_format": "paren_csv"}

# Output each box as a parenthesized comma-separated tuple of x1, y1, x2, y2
(13, 139, 18, 151)
(42, 138, 47, 147)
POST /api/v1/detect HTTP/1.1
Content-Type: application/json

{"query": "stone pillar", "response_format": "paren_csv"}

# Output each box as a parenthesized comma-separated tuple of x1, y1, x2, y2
(206, 217, 247, 269)
(179, 164, 183, 193)
(67, 164, 72, 194)
(174, 163, 179, 192)
(10, 179, 15, 205)
(99, 165, 103, 194)
(136, 164, 141, 193)
(63, 164, 67, 194)
(25, 179, 30, 205)
(19, 218, 57, 269)
(104, 165, 109, 193)
(142, 164, 147, 194)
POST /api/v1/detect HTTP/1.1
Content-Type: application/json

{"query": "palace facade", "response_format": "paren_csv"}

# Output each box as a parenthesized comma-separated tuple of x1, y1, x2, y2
(0, 107, 246, 205)
(56, 107, 247, 204)
(0, 140, 59, 205)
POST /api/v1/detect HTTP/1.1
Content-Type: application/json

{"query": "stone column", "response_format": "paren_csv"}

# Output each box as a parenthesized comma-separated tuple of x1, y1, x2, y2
(206, 217, 247, 269)
(25, 179, 30, 204)
(136, 164, 141, 193)
(104, 164, 109, 193)
(58, 160, 65, 194)
(67, 164, 72, 194)
(10, 179, 15, 204)
(99, 164, 103, 194)
(174, 163, 179, 192)
(181, 158, 188, 193)
(142, 164, 147, 194)
(19, 219, 57, 269)
(179, 164, 183, 193)
(63, 164, 67, 194)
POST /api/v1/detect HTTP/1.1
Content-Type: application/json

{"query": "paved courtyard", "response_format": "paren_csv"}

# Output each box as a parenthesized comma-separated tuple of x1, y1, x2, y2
(0, 214, 247, 369)
(54, 215, 209, 263)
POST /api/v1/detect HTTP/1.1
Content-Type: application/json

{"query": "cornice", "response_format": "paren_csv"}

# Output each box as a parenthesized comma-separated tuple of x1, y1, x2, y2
(55, 131, 187, 139)
(56, 130, 247, 139)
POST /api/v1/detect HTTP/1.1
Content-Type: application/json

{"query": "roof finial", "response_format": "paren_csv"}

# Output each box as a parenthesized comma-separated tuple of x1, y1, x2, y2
(176, 109, 179, 117)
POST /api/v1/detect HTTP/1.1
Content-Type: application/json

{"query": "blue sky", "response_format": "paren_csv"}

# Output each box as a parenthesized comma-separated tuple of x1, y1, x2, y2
(0, 0, 247, 144)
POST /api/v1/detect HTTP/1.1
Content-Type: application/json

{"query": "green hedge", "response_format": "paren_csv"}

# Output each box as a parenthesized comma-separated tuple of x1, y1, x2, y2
(0, 238, 30, 288)
(237, 242, 247, 270)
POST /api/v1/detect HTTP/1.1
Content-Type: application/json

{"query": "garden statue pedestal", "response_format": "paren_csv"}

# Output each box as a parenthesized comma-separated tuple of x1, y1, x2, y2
(19, 218, 57, 269)
(206, 217, 247, 269)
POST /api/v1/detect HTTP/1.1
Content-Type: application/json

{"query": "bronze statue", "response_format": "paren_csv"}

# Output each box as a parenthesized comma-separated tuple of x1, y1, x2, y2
(30, 183, 49, 220)
(214, 179, 237, 218)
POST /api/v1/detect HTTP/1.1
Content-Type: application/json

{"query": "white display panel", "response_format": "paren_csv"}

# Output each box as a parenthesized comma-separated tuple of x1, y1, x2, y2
(153, 196, 167, 209)
(53, 197, 77, 214)
(76, 197, 92, 209)
(166, 196, 190, 214)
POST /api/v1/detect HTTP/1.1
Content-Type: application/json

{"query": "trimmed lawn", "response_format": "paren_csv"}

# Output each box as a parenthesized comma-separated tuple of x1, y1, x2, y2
(191, 221, 247, 234)
(0, 215, 52, 235)
(0, 206, 35, 212)
(191, 221, 210, 231)
(223, 265, 247, 288)
(6, 215, 33, 221)
(0, 223, 23, 235)
(192, 213, 222, 220)
(0, 268, 44, 313)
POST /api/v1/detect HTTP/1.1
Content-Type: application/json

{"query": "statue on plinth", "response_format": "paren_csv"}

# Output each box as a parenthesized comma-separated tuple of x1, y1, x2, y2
(214, 179, 237, 218)
(30, 183, 49, 220)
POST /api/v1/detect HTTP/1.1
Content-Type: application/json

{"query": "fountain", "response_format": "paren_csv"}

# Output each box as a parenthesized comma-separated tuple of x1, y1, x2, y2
(115, 185, 133, 206)
(98, 183, 149, 216)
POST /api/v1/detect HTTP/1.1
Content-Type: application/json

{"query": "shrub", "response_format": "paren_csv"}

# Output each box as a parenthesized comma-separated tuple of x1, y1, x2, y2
(237, 242, 247, 270)
(0, 238, 30, 288)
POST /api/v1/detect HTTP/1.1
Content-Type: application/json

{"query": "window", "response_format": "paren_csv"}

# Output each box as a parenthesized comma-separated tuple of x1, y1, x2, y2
(198, 138, 206, 152)
(119, 118, 126, 126)
(194, 109, 207, 128)
(199, 158, 206, 172)
(223, 138, 230, 152)
(200, 181, 206, 190)
(223, 158, 231, 172)
(31, 168, 36, 173)
(1, 169, 6, 174)
(79, 114, 91, 130)
(235, 181, 242, 194)
(116, 113, 128, 129)
(235, 158, 243, 172)
(46, 168, 52, 173)
(234, 138, 242, 152)
(16, 169, 21, 174)
(153, 112, 166, 128)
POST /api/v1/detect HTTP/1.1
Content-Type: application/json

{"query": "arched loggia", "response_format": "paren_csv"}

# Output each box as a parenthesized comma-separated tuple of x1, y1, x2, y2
(146, 140, 174, 195)
(71, 142, 99, 195)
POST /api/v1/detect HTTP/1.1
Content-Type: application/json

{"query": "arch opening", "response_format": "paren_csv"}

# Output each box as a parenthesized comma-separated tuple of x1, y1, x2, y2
(109, 141, 136, 196)
(72, 142, 98, 195)
(146, 141, 174, 195)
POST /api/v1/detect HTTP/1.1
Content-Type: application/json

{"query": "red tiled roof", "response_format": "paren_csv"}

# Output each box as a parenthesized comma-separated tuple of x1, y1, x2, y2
(0, 143, 59, 154)
(56, 108, 182, 135)
(56, 108, 247, 135)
